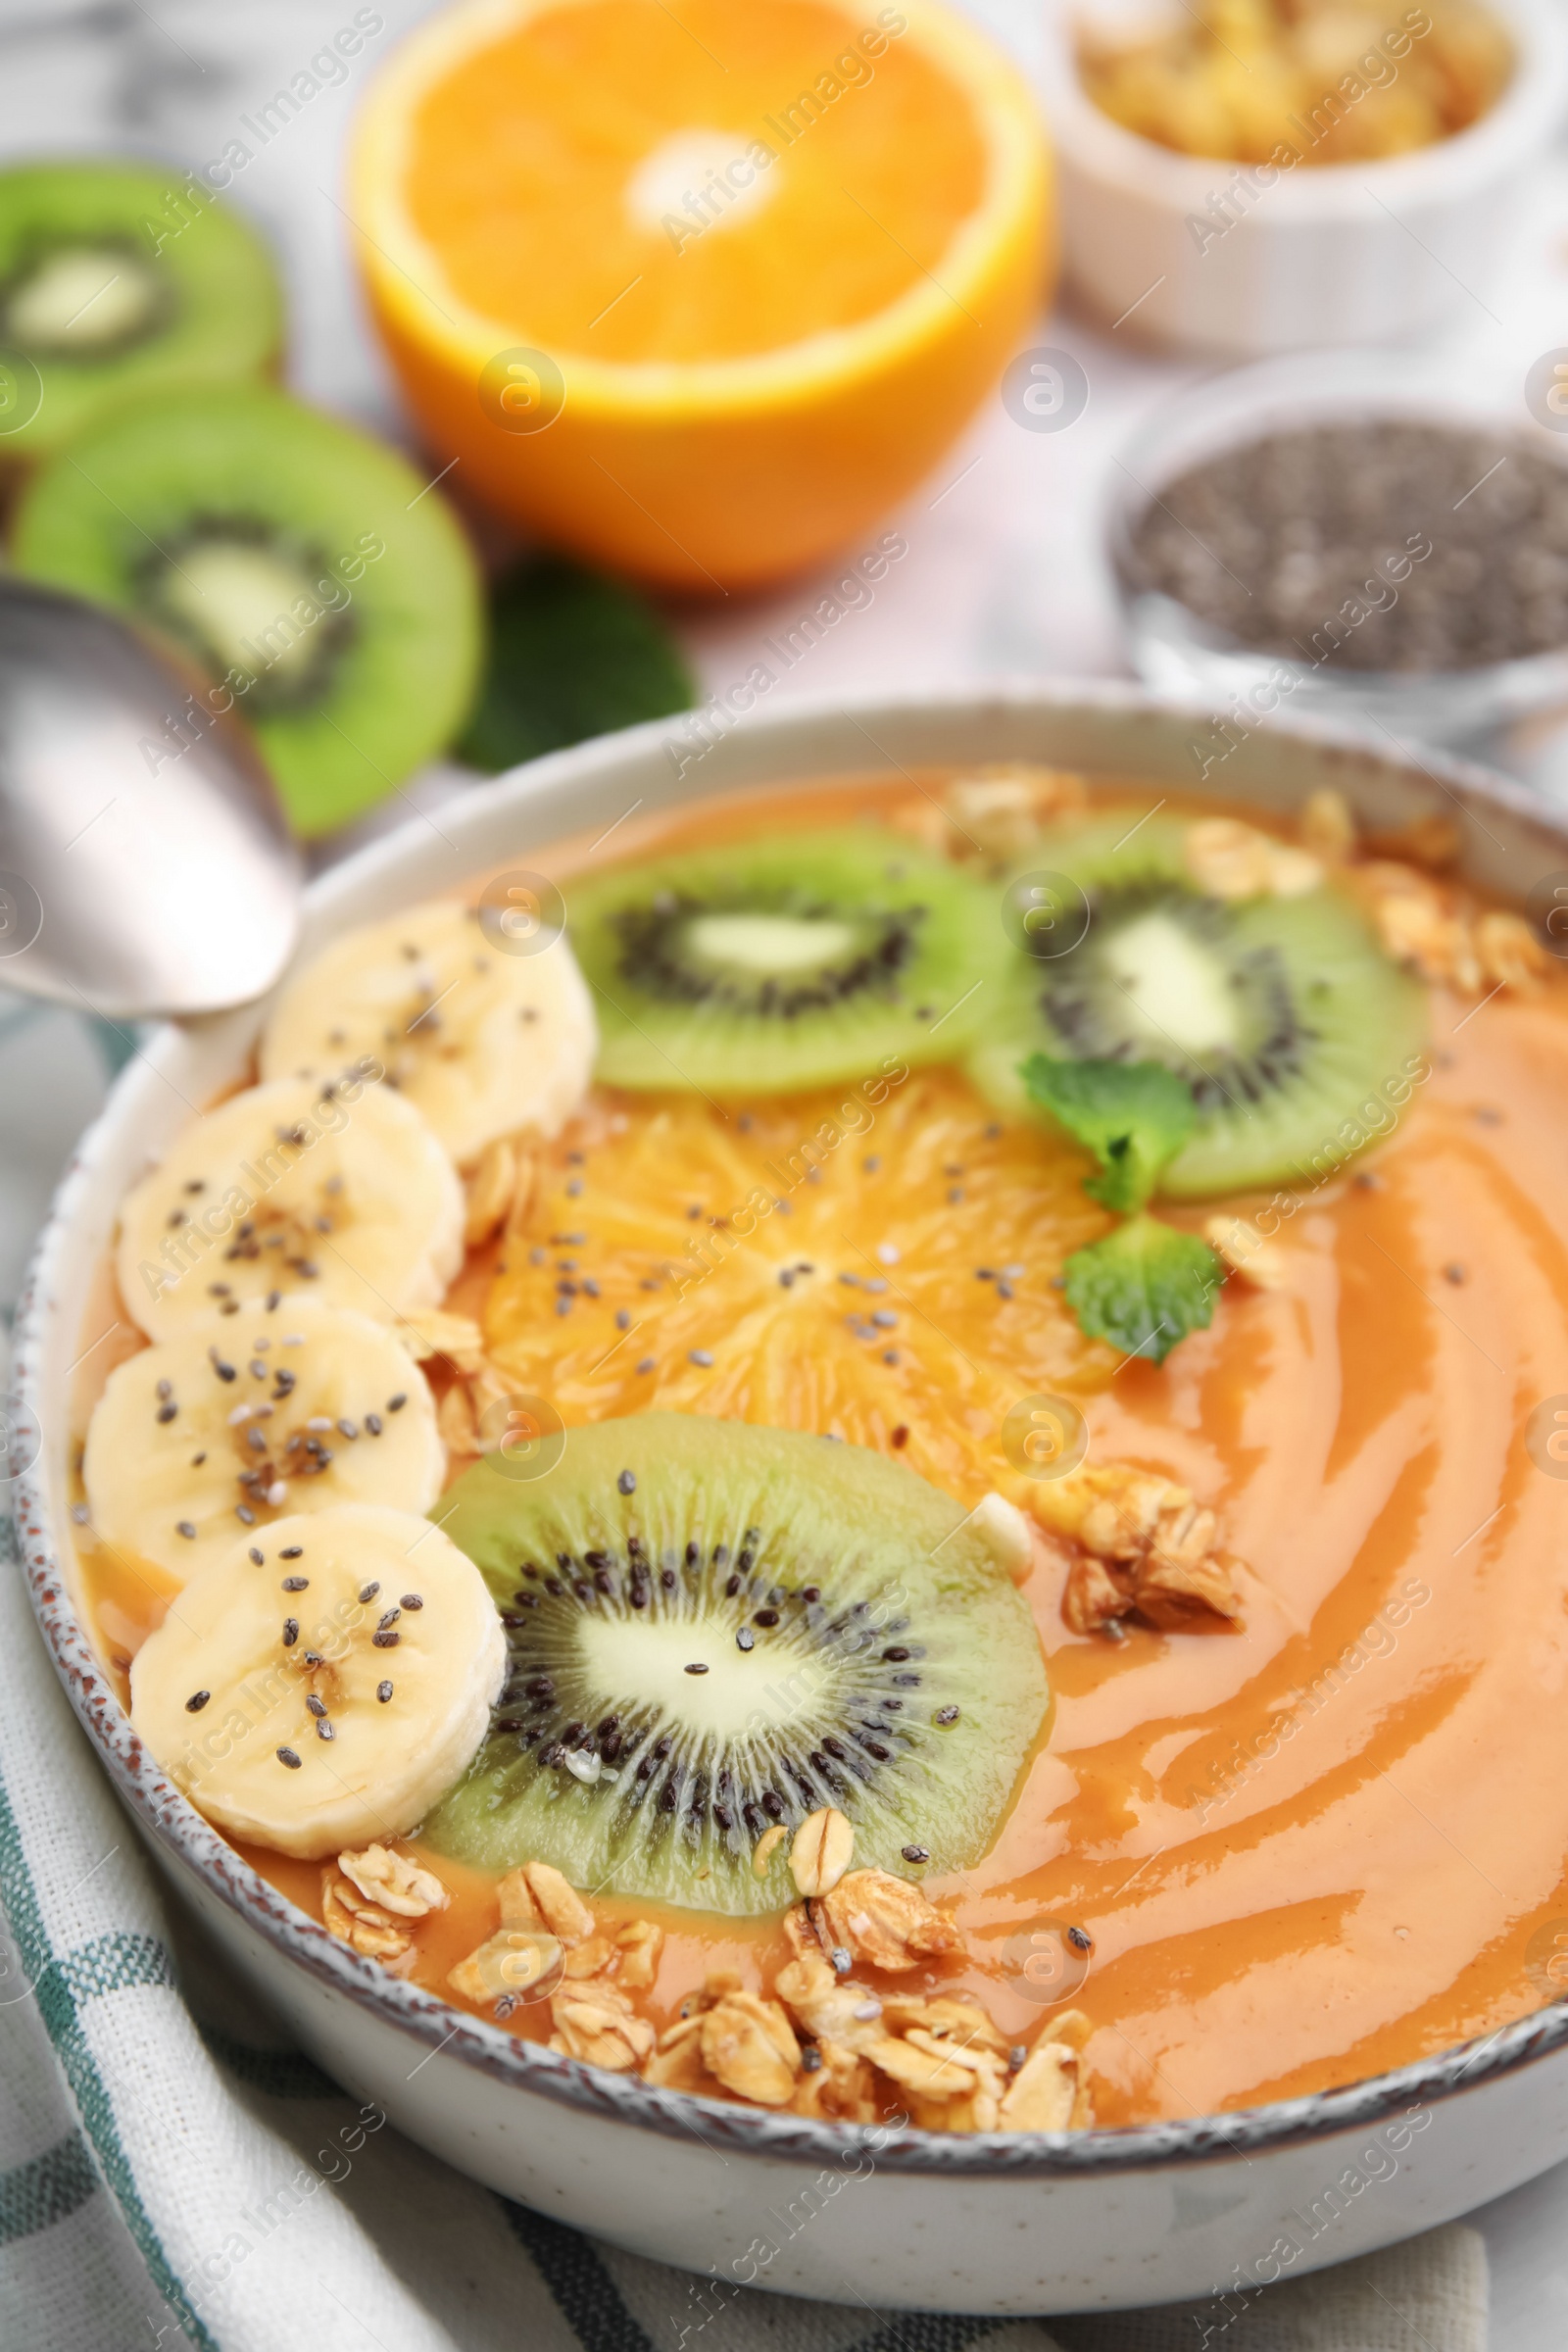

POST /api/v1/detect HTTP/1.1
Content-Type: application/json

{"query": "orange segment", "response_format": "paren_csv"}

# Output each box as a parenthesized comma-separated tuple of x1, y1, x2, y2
(485, 1068, 1115, 1508)
(350, 0, 1052, 587)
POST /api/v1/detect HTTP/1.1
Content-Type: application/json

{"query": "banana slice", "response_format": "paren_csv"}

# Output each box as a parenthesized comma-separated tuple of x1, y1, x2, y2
(259, 897, 597, 1166)
(118, 1072, 464, 1341)
(83, 1299, 444, 1586)
(130, 1503, 506, 1858)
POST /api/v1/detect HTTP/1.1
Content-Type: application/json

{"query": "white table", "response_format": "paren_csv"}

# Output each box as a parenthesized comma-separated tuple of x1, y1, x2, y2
(2, 3, 1567, 2335)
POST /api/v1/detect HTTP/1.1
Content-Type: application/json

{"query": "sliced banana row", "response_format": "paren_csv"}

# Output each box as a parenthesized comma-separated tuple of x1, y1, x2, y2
(84, 1299, 443, 1586)
(102, 893, 596, 1855)
(260, 897, 597, 1167)
(130, 1503, 506, 1857)
(119, 1072, 465, 1342)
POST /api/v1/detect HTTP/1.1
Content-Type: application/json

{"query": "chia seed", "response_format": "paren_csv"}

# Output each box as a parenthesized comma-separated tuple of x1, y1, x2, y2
(1127, 418, 1568, 672)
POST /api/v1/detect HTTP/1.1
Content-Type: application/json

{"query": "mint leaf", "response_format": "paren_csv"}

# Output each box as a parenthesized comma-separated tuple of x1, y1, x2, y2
(1062, 1214, 1221, 1364)
(461, 557, 695, 772)
(1022, 1054, 1197, 1213)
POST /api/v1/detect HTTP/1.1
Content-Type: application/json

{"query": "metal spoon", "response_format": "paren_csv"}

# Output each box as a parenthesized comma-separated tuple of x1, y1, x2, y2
(0, 578, 300, 1018)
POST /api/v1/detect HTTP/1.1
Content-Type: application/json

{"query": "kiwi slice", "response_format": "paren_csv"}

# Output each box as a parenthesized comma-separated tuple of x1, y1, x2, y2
(424, 1414, 1048, 1917)
(0, 161, 280, 463)
(969, 814, 1427, 1198)
(10, 385, 482, 838)
(566, 832, 1003, 1094)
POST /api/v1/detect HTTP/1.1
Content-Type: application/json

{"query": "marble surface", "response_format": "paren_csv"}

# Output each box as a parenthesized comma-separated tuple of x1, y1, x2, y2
(4, 3, 1568, 2339)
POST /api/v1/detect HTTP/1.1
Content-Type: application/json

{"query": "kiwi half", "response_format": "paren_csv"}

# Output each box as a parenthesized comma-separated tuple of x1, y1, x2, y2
(10, 385, 482, 838)
(0, 160, 281, 463)
(425, 1414, 1048, 1916)
(566, 832, 1003, 1095)
(969, 814, 1427, 1198)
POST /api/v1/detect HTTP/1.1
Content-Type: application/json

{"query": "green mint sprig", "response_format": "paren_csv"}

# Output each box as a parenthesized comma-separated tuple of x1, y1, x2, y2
(1023, 1054, 1222, 1365)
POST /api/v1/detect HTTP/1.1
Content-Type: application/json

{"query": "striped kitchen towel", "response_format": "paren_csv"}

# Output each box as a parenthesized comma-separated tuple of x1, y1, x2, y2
(0, 1504, 1490, 2352)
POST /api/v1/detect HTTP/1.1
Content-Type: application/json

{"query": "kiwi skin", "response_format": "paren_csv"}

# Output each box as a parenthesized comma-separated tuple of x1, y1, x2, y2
(972, 815, 1429, 1199)
(10, 385, 483, 838)
(424, 1414, 1050, 1918)
(0, 160, 282, 464)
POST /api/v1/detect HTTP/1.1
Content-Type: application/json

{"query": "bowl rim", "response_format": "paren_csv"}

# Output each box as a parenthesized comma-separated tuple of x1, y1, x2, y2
(17, 675, 1568, 2180)
(1040, 0, 1568, 218)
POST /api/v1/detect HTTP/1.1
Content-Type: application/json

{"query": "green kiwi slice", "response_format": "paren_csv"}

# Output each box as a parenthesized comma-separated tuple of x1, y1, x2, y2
(10, 384, 482, 838)
(969, 814, 1428, 1198)
(0, 160, 281, 463)
(424, 1414, 1048, 1917)
(566, 832, 1004, 1095)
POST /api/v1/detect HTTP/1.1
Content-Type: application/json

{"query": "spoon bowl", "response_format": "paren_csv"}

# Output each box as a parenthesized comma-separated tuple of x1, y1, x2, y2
(0, 578, 300, 1017)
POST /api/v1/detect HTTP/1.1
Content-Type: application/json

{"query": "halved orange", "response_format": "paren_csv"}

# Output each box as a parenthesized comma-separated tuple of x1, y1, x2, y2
(484, 1067, 1115, 1510)
(350, 0, 1052, 589)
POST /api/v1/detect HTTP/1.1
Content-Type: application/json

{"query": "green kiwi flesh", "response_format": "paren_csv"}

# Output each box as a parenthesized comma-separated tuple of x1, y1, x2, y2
(10, 385, 482, 838)
(0, 161, 281, 462)
(424, 1414, 1049, 1916)
(566, 832, 1004, 1095)
(969, 814, 1428, 1198)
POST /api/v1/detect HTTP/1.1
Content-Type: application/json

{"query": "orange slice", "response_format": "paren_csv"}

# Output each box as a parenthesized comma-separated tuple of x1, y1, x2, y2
(350, 0, 1052, 588)
(484, 1066, 1114, 1509)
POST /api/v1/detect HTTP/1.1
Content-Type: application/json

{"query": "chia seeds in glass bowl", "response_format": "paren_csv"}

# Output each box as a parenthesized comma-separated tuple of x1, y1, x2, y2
(1107, 351, 1568, 749)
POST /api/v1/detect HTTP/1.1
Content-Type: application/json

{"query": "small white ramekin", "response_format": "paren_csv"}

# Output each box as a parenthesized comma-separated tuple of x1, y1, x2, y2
(1041, 0, 1568, 355)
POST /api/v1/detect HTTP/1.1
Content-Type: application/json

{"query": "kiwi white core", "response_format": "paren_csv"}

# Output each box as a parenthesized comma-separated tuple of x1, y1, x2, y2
(686, 912, 858, 975)
(1102, 911, 1242, 1055)
(576, 1611, 801, 1737)
(8, 247, 160, 351)
(158, 541, 324, 681)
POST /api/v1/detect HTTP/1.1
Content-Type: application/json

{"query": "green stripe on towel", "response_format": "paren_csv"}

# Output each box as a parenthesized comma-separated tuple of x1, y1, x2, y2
(0, 1544, 222, 2351)
(0, 2127, 98, 2245)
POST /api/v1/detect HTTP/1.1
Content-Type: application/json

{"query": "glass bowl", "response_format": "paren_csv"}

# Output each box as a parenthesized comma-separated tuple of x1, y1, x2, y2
(1106, 348, 1568, 750)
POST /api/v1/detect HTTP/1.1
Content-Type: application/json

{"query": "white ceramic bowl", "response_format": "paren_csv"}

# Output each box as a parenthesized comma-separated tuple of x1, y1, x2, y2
(17, 684, 1568, 2315)
(1041, 0, 1568, 356)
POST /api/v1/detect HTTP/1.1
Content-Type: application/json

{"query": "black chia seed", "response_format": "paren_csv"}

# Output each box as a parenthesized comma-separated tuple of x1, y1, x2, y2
(1127, 419, 1568, 673)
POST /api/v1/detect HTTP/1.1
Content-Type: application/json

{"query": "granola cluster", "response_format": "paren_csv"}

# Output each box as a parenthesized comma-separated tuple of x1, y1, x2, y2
(1303, 788, 1551, 999)
(391, 1301, 514, 1456)
(321, 1842, 450, 1965)
(890, 764, 1090, 865)
(655, 1928, 1090, 2133)
(1183, 816, 1322, 902)
(437, 1818, 1097, 2137)
(1038, 1463, 1241, 1638)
